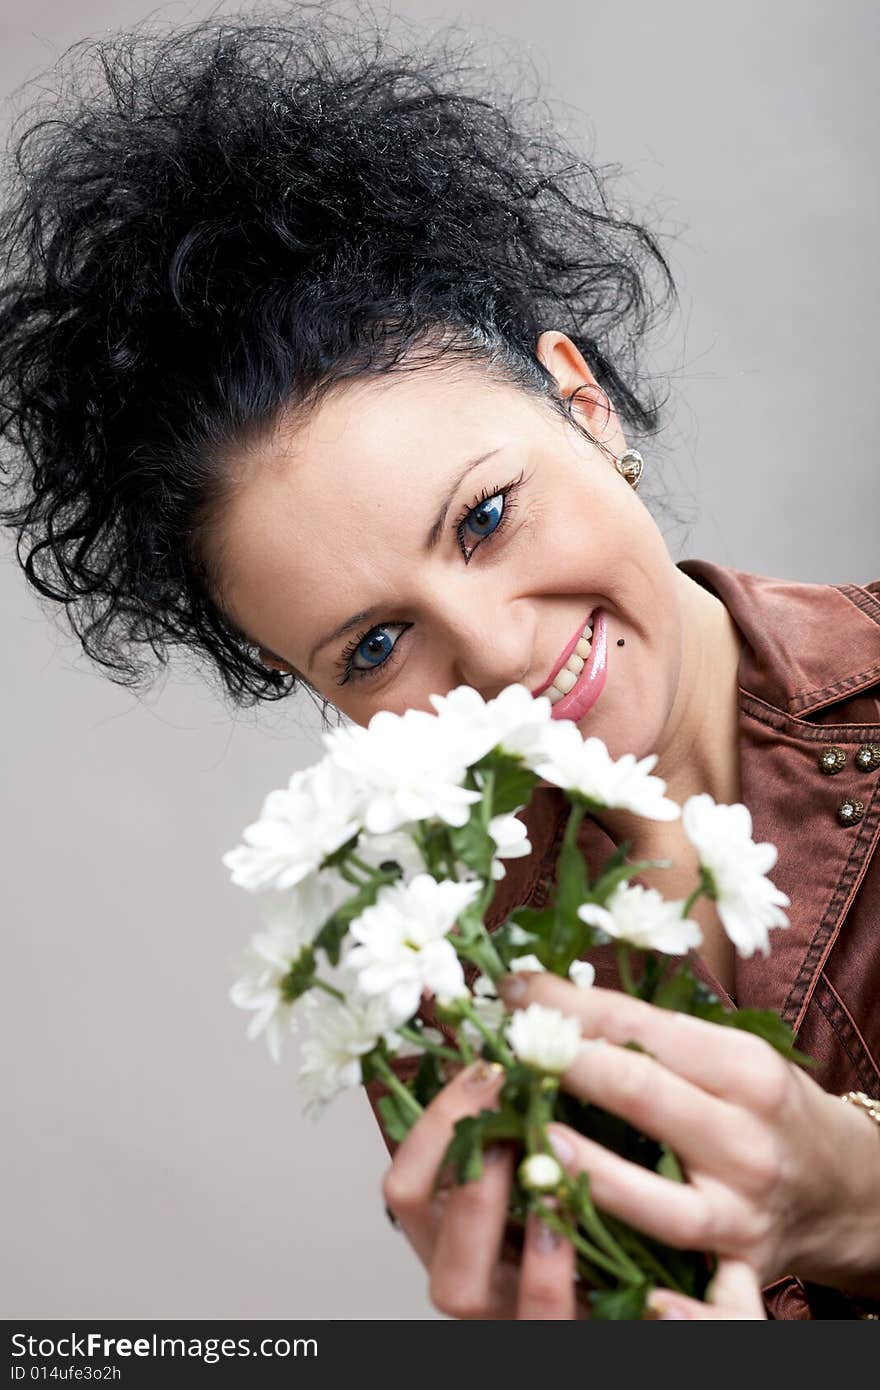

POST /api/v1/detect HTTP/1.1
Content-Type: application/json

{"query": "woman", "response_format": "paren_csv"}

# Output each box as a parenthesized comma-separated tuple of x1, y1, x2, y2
(1, 12, 877, 1320)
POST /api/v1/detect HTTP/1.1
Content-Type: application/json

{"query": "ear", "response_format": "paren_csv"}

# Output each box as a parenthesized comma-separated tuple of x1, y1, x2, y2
(535, 330, 627, 458)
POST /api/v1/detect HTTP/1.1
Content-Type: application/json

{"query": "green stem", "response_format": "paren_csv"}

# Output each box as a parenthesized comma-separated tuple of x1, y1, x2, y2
(397, 1026, 461, 1062)
(616, 942, 637, 996)
(608, 1223, 690, 1295)
(338, 861, 369, 888)
(371, 1055, 424, 1123)
(457, 999, 515, 1066)
(311, 977, 346, 1003)
(531, 1203, 636, 1282)
(682, 883, 705, 919)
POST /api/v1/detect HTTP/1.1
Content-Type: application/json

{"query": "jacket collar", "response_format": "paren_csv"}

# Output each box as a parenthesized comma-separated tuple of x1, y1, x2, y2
(677, 558, 880, 718)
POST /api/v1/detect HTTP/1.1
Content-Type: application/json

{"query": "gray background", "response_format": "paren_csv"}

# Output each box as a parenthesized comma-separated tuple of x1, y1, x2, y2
(2, 0, 877, 1318)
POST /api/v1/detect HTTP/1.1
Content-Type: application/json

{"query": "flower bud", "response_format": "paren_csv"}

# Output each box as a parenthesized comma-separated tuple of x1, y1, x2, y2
(518, 1152, 564, 1192)
(434, 995, 467, 1024)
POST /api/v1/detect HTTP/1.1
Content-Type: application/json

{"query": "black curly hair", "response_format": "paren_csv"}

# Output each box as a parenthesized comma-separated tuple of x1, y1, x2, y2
(0, 2, 677, 708)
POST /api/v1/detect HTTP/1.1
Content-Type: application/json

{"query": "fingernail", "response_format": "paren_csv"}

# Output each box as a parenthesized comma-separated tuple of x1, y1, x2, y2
(498, 973, 527, 1004)
(534, 1219, 562, 1254)
(646, 1291, 692, 1320)
(483, 1142, 508, 1164)
(465, 1059, 505, 1087)
(547, 1126, 575, 1165)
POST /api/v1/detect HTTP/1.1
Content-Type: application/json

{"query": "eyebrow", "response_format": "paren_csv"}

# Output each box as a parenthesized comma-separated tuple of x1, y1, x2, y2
(306, 446, 502, 671)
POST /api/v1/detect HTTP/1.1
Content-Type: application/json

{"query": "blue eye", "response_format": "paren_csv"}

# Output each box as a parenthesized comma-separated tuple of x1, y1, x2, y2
(465, 493, 504, 540)
(344, 622, 408, 679)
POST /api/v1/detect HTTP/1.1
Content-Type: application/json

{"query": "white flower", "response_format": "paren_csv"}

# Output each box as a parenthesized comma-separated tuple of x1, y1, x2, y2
(682, 793, 791, 957)
(488, 811, 532, 880)
(297, 990, 405, 1118)
(568, 959, 596, 989)
(357, 828, 427, 880)
(508, 954, 546, 975)
(506, 1002, 583, 1074)
(460, 972, 507, 1046)
(519, 1153, 565, 1192)
(343, 874, 480, 1019)
(324, 708, 480, 833)
(532, 723, 680, 821)
(428, 683, 555, 764)
(578, 881, 702, 955)
(229, 876, 339, 1062)
(222, 757, 362, 893)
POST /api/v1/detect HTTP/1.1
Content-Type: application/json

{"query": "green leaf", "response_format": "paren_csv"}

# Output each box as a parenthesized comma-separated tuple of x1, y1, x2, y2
(508, 907, 558, 944)
(479, 755, 539, 817)
(657, 1144, 685, 1183)
(589, 1283, 649, 1321)
(316, 868, 401, 965)
(279, 945, 317, 1004)
(695, 1001, 816, 1067)
(449, 808, 495, 881)
(411, 1050, 445, 1109)
(651, 963, 703, 1013)
(377, 1093, 412, 1145)
(439, 1105, 525, 1186)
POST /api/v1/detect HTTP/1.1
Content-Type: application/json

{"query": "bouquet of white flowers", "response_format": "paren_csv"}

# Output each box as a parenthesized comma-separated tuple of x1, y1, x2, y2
(222, 684, 806, 1319)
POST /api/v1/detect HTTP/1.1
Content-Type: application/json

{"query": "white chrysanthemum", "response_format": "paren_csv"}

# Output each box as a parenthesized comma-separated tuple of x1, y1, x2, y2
(428, 683, 555, 764)
(344, 874, 480, 1019)
(682, 793, 791, 957)
(568, 959, 596, 989)
(508, 954, 546, 975)
(229, 876, 339, 1062)
(506, 1002, 583, 1074)
(519, 1153, 565, 1192)
(222, 757, 362, 893)
(357, 828, 427, 880)
(323, 707, 480, 833)
(532, 722, 680, 821)
(578, 881, 703, 955)
(297, 991, 406, 1118)
(488, 811, 532, 881)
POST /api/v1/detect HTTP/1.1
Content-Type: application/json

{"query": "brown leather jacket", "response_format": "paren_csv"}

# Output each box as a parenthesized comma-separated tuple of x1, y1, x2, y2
(364, 559, 880, 1319)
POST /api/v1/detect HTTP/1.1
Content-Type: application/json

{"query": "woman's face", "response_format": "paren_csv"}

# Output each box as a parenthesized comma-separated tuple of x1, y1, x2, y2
(215, 332, 683, 763)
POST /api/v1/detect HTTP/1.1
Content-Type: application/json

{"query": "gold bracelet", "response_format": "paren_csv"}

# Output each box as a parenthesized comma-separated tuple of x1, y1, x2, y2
(839, 1090, 880, 1130)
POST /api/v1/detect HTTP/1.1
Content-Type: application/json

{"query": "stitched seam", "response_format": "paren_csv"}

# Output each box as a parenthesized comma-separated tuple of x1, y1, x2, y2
(789, 663, 880, 716)
(740, 690, 880, 740)
(812, 977, 880, 1094)
(837, 583, 880, 626)
(783, 781, 880, 1029)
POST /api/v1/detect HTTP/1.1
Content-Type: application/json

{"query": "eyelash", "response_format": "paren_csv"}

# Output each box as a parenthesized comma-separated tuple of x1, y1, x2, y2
(335, 471, 525, 686)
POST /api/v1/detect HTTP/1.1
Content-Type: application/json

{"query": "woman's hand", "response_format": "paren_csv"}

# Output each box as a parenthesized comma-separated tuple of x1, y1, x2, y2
(382, 1058, 584, 1319)
(497, 972, 880, 1299)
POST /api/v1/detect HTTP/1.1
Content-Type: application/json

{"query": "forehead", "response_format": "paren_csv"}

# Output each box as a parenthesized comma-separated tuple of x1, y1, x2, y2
(217, 365, 537, 613)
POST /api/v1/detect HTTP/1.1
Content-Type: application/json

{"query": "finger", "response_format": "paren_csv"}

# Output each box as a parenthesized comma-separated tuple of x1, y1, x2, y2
(558, 1036, 742, 1172)
(382, 1059, 506, 1265)
(547, 1121, 713, 1251)
(516, 1201, 578, 1320)
(646, 1259, 767, 1320)
(429, 1142, 517, 1318)
(500, 974, 779, 1106)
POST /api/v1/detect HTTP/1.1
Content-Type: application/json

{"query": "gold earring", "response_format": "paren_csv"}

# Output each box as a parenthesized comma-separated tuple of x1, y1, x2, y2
(614, 448, 644, 490)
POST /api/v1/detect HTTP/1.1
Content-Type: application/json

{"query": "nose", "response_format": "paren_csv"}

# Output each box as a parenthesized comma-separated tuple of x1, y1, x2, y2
(441, 598, 536, 699)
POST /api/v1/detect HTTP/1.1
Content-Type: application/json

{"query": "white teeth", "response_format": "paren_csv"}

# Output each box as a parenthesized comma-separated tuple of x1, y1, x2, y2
(565, 652, 585, 677)
(553, 667, 578, 695)
(546, 685, 565, 705)
(575, 636, 592, 659)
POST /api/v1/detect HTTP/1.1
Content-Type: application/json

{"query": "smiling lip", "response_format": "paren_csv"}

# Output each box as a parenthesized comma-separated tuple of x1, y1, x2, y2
(532, 611, 596, 697)
(532, 609, 608, 722)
